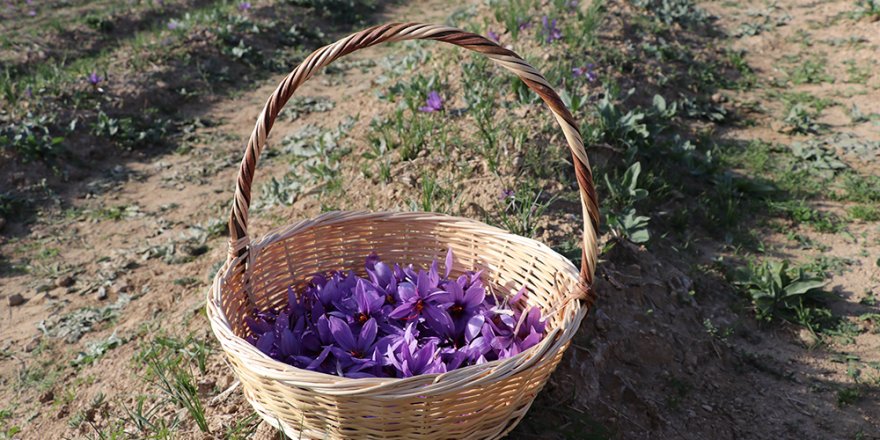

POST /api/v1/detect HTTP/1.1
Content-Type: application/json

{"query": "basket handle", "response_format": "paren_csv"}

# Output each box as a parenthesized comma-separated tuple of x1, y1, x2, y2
(227, 23, 600, 287)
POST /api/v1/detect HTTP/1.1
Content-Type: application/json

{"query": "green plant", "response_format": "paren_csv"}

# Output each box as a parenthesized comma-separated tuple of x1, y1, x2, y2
(562, 0, 605, 50)
(91, 111, 167, 150)
(461, 56, 503, 172)
(783, 104, 821, 134)
(849, 205, 880, 221)
(790, 140, 846, 177)
(496, 181, 557, 238)
(768, 199, 843, 233)
(842, 173, 880, 203)
(226, 412, 261, 439)
(604, 162, 651, 244)
(121, 395, 179, 437)
(586, 91, 649, 159)
(787, 57, 833, 85)
(734, 260, 827, 325)
(492, 0, 537, 40)
(853, 0, 880, 21)
(0, 409, 20, 440)
(411, 174, 458, 214)
(134, 335, 213, 432)
(837, 386, 862, 406)
(0, 113, 64, 163)
(630, 0, 708, 26)
(144, 352, 208, 432)
(287, 0, 378, 20)
(607, 208, 651, 244)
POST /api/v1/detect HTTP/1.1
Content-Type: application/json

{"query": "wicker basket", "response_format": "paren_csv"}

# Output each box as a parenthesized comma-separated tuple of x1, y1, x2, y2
(207, 23, 600, 440)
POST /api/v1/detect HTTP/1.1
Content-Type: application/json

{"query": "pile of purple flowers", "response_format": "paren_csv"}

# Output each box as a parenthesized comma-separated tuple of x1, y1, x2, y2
(245, 249, 546, 378)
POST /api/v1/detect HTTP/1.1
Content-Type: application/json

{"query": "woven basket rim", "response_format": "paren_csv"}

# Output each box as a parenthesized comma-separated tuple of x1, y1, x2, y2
(208, 210, 586, 397)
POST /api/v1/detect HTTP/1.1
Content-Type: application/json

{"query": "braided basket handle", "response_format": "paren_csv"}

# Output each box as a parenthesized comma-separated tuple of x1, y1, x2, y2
(228, 23, 600, 287)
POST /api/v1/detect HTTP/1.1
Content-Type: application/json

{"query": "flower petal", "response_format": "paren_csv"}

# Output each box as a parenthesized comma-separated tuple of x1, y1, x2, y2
(329, 316, 356, 351)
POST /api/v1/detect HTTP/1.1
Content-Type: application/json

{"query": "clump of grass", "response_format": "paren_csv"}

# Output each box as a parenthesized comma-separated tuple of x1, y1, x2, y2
(849, 205, 880, 221)
(492, 0, 538, 40)
(134, 335, 212, 433)
(767, 199, 844, 233)
(787, 56, 833, 85)
(496, 180, 557, 238)
(842, 173, 880, 203)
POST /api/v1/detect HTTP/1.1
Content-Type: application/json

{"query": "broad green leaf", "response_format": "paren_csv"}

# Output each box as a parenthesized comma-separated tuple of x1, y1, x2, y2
(785, 279, 826, 295)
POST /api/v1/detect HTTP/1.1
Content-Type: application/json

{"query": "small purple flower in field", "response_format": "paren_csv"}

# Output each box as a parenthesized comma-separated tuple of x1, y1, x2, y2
(418, 91, 444, 113)
(566, 0, 580, 10)
(573, 63, 597, 82)
(517, 17, 532, 31)
(238, 1, 251, 12)
(87, 72, 103, 87)
(487, 30, 500, 43)
(27, 8, 36, 16)
(24, 86, 32, 99)
(167, 20, 179, 30)
(499, 189, 515, 201)
(542, 16, 562, 43)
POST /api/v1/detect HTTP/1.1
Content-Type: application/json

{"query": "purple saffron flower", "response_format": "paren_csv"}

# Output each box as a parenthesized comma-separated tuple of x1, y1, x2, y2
(487, 30, 500, 43)
(336, 279, 385, 326)
(238, 1, 251, 11)
(499, 189, 515, 201)
(542, 16, 562, 43)
(87, 72, 102, 86)
(438, 278, 485, 336)
(387, 326, 446, 377)
(328, 316, 378, 366)
(418, 91, 444, 113)
(518, 18, 532, 31)
(572, 64, 597, 82)
(167, 20, 179, 30)
(389, 273, 453, 336)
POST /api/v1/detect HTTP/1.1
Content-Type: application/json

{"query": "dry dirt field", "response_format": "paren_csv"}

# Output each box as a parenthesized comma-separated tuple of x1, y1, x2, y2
(1, 0, 878, 438)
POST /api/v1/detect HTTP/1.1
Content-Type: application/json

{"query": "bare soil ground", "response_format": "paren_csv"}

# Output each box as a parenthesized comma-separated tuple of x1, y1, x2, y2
(1, 0, 878, 439)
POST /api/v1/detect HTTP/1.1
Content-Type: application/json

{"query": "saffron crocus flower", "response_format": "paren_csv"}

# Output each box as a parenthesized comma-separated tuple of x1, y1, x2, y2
(573, 64, 597, 82)
(238, 1, 251, 11)
(439, 278, 485, 337)
(499, 189, 515, 201)
(87, 72, 102, 86)
(167, 20, 179, 30)
(542, 16, 562, 43)
(336, 279, 385, 326)
(487, 30, 500, 43)
(518, 18, 532, 31)
(418, 91, 443, 113)
(389, 274, 453, 335)
(387, 334, 446, 377)
(328, 316, 378, 366)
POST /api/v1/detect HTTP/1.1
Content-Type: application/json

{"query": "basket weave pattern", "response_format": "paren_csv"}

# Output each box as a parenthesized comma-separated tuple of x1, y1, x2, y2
(208, 23, 600, 439)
